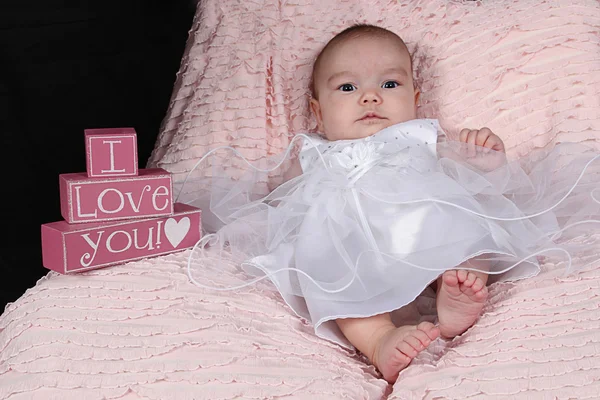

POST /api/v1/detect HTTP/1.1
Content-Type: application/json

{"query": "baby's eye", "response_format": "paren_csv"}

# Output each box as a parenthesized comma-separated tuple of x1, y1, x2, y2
(382, 81, 400, 89)
(338, 83, 356, 92)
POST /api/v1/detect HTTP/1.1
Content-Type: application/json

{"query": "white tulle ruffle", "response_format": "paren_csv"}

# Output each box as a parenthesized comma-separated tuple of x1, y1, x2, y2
(176, 120, 600, 347)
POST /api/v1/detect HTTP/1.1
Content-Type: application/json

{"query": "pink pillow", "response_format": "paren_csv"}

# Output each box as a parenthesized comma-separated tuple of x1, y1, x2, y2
(148, 0, 600, 182)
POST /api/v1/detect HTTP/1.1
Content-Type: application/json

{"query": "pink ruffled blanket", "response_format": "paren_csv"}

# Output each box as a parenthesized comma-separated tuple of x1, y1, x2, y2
(2, 0, 600, 398)
(1, 245, 599, 399)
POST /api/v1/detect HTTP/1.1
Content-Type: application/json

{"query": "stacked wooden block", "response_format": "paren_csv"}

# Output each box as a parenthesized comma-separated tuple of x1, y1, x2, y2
(41, 128, 202, 274)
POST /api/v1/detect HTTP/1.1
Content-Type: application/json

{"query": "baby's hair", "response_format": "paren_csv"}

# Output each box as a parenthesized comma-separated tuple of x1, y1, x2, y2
(310, 24, 413, 99)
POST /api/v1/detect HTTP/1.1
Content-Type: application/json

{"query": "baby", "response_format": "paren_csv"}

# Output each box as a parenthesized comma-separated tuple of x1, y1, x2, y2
(185, 21, 598, 386)
(303, 24, 505, 383)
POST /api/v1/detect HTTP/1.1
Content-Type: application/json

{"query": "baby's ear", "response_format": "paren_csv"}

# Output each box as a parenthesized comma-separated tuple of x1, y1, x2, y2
(414, 88, 421, 110)
(310, 98, 324, 132)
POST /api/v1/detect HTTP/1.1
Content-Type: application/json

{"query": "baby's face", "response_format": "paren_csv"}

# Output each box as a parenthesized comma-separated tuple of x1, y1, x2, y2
(311, 35, 419, 141)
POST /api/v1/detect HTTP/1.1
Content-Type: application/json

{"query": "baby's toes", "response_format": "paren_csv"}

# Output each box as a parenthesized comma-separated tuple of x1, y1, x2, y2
(473, 284, 488, 300)
(411, 328, 433, 348)
(463, 271, 477, 287)
(416, 321, 441, 341)
(461, 284, 477, 298)
(471, 276, 485, 293)
(463, 279, 488, 299)
(442, 270, 459, 287)
(404, 334, 425, 353)
(456, 269, 468, 283)
(396, 340, 419, 358)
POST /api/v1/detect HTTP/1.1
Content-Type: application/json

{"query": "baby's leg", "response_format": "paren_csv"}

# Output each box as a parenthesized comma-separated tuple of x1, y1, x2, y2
(436, 258, 489, 338)
(336, 313, 440, 383)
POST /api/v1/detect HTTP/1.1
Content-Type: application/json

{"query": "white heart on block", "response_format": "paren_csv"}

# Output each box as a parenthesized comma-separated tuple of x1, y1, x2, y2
(164, 217, 191, 248)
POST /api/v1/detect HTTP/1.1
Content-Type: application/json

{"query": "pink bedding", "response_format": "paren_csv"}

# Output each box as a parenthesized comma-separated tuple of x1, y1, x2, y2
(2, 0, 600, 399)
(1, 240, 599, 399)
(149, 0, 600, 183)
(0, 253, 387, 399)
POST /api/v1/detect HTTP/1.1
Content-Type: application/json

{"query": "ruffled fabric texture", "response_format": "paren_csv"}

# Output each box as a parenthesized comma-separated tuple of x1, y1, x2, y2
(0, 253, 388, 399)
(2, 242, 600, 399)
(147, 0, 600, 188)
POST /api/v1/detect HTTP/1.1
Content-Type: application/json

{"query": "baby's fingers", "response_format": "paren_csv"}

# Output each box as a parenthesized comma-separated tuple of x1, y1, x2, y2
(475, 128, 493, 152)
(459, 129, 478, 157)
(491, 137, 506, 152)
(485, 136, 505, 153)
(459, 129, 471, 143)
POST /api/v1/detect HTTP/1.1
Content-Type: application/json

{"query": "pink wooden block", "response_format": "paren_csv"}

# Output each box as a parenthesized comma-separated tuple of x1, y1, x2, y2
(42, 203, 202, 274)
(85, 127, 138, 177)
(60, 168, 174, 224)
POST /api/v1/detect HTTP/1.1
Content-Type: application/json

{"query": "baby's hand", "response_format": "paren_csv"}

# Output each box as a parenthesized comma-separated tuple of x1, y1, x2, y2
(459, 128, 505, 155)
(455, 128, 507, 171)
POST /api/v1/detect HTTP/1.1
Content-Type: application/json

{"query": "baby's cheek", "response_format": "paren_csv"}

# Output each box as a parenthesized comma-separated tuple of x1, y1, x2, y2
(324, 116, 345, 139)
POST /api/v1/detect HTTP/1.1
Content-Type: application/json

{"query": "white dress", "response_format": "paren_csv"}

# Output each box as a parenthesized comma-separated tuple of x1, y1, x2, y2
(181, 119, 600, 349)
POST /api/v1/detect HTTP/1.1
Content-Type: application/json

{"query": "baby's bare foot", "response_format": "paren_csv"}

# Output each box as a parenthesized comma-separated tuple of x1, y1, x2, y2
(436, 270, 488, 338)
(372, 322, 440, 383)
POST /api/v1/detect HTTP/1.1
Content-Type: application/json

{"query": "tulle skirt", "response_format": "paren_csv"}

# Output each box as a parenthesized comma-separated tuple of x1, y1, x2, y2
(176, 135, 600, 347)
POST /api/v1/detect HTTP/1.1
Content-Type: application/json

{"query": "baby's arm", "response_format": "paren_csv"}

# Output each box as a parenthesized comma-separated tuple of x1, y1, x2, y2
(283, 157, 303, 182)
(266, 157, 303, 195)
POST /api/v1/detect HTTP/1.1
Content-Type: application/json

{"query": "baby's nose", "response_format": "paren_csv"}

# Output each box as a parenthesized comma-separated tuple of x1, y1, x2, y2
(361, 91, 381, 103)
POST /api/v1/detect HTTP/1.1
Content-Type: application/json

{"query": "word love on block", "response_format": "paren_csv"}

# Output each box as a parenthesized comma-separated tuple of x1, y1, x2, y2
(60, 168, 174, 223)
(85, 127, 138, 177)
(42, 203, 202, 273)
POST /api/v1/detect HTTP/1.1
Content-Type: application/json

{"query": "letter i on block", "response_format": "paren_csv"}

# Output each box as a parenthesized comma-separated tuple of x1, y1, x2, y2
(85, 127, 138, 177)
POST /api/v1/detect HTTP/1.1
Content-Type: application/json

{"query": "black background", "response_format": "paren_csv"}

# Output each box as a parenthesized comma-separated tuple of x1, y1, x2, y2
(0, 0, 196, 310)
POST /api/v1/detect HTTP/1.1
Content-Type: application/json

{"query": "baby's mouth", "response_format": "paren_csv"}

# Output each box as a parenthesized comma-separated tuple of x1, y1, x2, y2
(358, 112, 386, 121)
